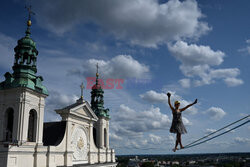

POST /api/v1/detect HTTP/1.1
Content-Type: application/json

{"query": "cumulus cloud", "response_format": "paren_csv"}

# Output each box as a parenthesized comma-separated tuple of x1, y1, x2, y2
(204, 128, 234, 135)
(69, 55, 150, 80)
(140, 90, 198, 115)
(234, 137, 250, 144)
(224, 77, 244, 87)
(168, 41, 243, 87)
(112, 133, 175, 150)
(238, 39, 250, 55)
(44, 90, 78, 121)
(111, 104, 171, 137)
(139, 90, 167, 104)
(179, 78, 191, 88)
(149, 134, 162, 144)
(182, 116, 192, 126)
(168, 41, 225, 66)
(147, 134, 175, 146)
(206, 107, 226, 120)
(204, 128, 216, 134)
(225, 128, 235, 133)
(110, 133, 123, 142)
(34, 0, 210, 47)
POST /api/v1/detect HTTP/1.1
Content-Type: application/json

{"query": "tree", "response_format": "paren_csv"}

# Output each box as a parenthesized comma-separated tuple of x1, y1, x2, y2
(141, 162, 154, 167)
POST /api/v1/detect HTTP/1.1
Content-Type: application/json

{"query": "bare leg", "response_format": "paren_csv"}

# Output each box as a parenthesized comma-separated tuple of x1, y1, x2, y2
(175, 136, 178, 149)
(179, 134, 184, 149)
(173, 134, 179, 152)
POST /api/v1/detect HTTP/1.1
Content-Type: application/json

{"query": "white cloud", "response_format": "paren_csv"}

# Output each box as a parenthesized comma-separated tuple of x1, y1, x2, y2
(139, 90, 168, 104)
(206, 107, 226, 120)
(234, 137, 250, 144)
(179, 78, 191, 88)
(204, 128, 216, 134)
(238, 39, 250, 55)
(182, 117, 192, 126)
(149, 134, 162, 144)
(44, 90, 78, 122)
(168, 41, 243, 87)
(224, 77, 244, 87)
(225, 128, 235, 133)
(167, 135, 176, 144)
(69, 55, 150, 80)
(204, 128, 234, 135)
(111, 104, 171, 137)
(110, 133, 123, 141)
(168, 41, 225, 67)
(34, 0, 210, 47)
(140, 90, 198, 115)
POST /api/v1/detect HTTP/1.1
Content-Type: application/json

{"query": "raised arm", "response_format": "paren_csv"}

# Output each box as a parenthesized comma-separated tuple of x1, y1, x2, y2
(180, 99, 197, 112)
(167, 92, 174, 111)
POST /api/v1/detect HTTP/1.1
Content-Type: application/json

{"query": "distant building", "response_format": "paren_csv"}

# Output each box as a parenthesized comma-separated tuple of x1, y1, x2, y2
(127, 158, 140, 167)
(171, 161, 179, 165)
(188, 160, 196, 165)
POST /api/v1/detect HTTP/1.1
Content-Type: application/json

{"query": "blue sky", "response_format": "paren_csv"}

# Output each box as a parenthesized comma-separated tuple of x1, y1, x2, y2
(0, 0, 250, 155)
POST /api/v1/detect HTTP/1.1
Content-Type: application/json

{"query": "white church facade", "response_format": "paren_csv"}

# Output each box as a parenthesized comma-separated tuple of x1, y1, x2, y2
(0, 12, 117, 167)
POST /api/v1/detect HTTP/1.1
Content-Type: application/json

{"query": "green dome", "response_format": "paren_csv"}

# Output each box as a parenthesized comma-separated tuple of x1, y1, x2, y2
(14, 29, 38, 57)
(17, 36, 36, 49)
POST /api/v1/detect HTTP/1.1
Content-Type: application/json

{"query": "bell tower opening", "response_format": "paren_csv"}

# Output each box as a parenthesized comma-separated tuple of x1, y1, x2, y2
(93, 127, 97, 146)
(4, 108, 14, 142)
(104, 128, 107, 147)
(27, 109, 37, 142)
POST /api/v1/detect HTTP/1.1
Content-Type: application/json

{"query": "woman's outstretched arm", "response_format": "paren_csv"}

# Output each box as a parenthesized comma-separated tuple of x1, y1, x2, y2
(180, 99, 197, 112)
(167, 92, 174, 111)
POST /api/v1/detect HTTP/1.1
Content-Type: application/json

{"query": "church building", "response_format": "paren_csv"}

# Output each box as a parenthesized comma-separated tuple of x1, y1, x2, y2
(0, 10, 117, 167)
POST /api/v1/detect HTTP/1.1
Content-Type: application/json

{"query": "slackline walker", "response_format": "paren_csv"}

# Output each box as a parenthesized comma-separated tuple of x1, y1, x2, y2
(167, 92, 198, 152)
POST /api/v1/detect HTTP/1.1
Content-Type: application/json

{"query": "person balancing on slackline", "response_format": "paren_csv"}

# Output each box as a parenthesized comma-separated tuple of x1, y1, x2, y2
(167, 92, 197, 152)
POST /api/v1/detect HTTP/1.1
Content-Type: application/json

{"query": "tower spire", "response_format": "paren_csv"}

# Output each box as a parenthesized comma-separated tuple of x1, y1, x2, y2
(90, 63, 110, 118)
(96, 63, 99, 77)
(95, 63, 99, 85)
(25, 5, 35, 37)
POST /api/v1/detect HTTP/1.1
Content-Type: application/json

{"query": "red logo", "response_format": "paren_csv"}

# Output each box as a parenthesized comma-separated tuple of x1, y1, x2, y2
(86, 77, 124, 89)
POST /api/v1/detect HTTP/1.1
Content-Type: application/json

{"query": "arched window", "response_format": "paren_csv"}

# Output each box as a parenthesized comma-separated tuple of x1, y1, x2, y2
(4, 108, 14, 142)
(104, 128, 107, 147)
(27, 109, 37, 142)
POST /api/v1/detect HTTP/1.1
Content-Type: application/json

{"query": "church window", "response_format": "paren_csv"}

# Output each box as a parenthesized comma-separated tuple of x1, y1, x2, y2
(4, 108, 14, 142)
(93, 127, 97, 146)
(27, 109, 37, 142)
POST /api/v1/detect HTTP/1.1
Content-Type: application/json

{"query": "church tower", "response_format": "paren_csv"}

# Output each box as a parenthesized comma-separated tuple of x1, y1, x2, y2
(0, 8, 48, 146)
(91, 64, 110, 149)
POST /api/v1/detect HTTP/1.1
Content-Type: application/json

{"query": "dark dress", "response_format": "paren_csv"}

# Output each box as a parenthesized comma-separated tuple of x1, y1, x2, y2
(170, 109, 187, 134)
